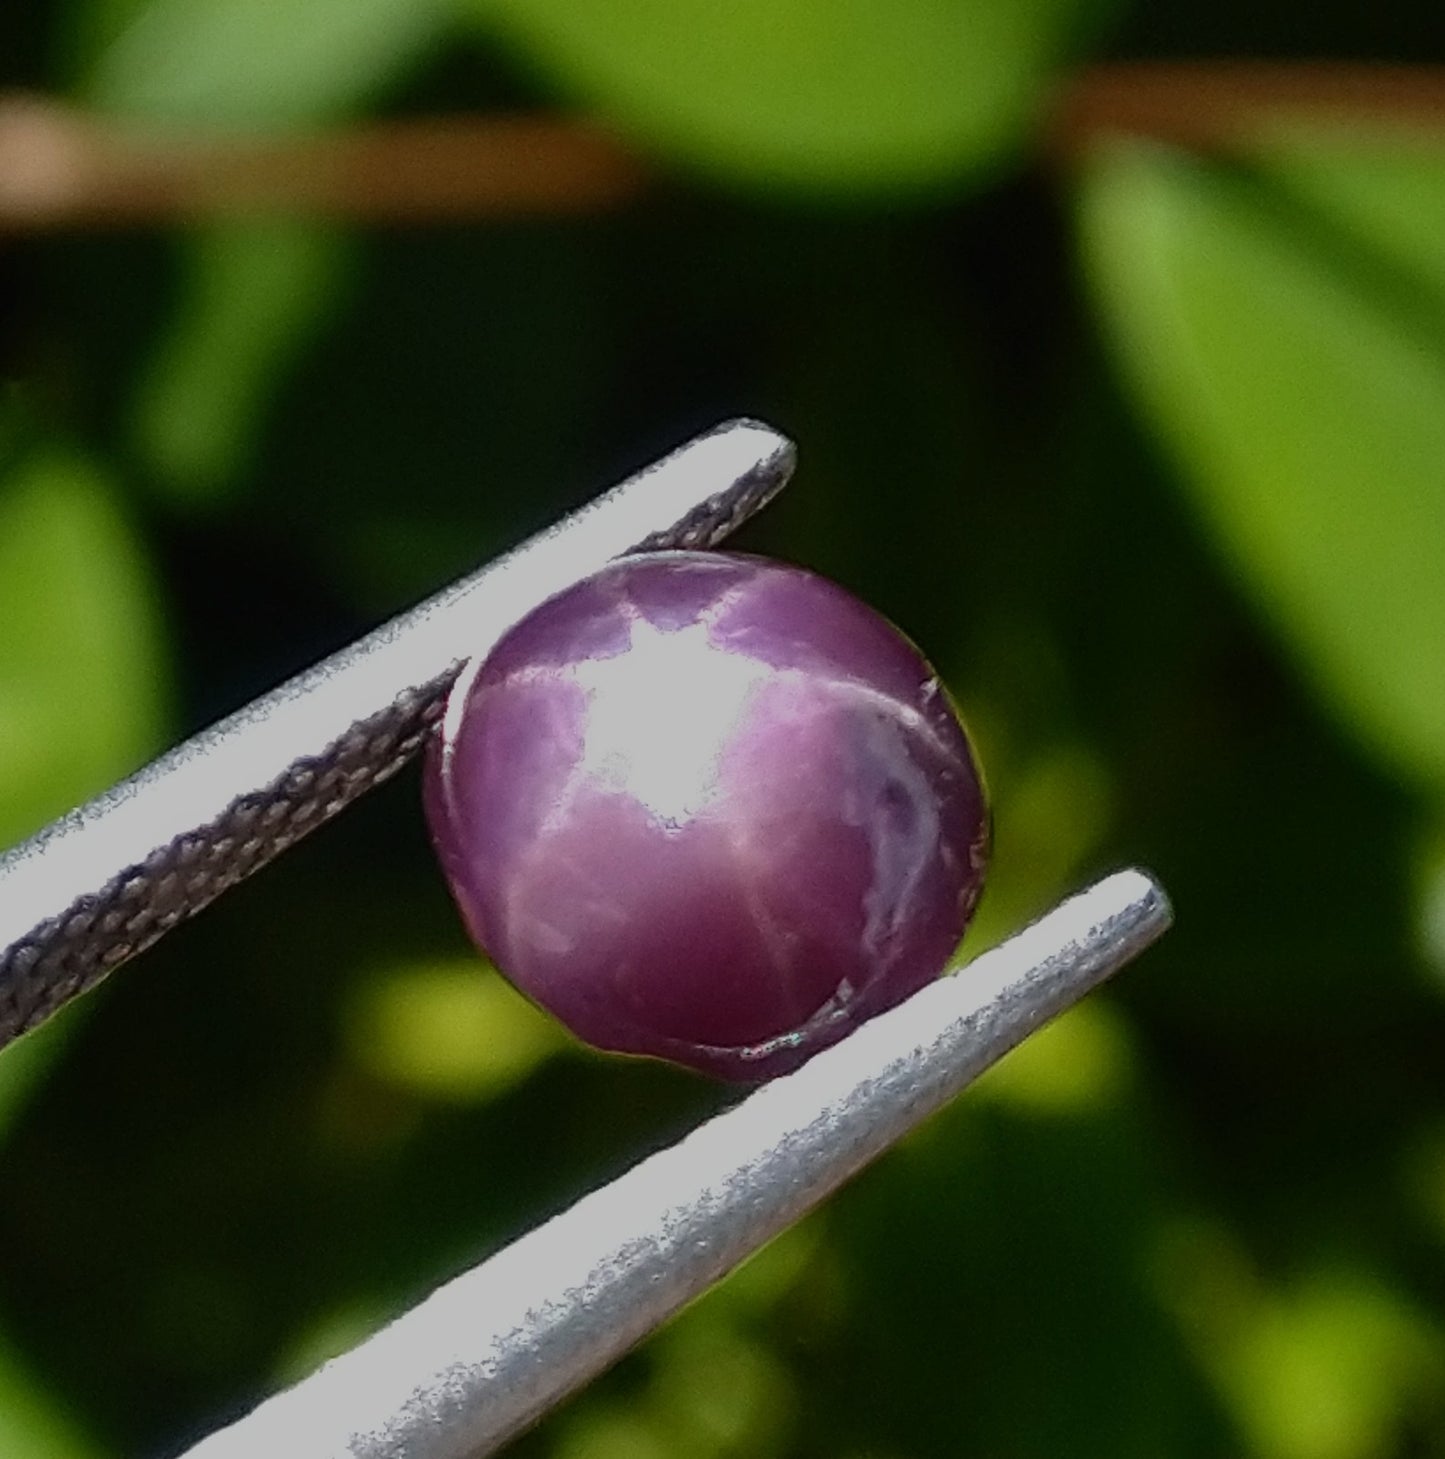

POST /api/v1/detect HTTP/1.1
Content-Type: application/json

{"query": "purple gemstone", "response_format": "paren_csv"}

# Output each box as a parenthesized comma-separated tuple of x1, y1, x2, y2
(425, 551, 989, 1082)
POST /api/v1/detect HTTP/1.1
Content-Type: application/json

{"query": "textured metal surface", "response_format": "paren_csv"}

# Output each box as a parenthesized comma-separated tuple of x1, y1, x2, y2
(179, 868, 1172, 1459)
(0, 420, 795, 1047)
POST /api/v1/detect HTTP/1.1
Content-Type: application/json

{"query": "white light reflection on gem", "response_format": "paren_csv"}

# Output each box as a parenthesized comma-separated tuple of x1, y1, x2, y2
(571, 614, 767, 827)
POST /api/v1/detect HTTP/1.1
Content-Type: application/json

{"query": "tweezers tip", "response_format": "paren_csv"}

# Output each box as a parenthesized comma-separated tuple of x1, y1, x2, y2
(711, 416, 798, 481)
(1102, 865, 1174, 944)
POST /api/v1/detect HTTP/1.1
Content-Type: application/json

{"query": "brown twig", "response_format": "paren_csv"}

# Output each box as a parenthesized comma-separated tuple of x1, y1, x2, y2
(1046, 61, 1445, 159)
(0, 65, 1441, 230)
(0, 96, 648, 229)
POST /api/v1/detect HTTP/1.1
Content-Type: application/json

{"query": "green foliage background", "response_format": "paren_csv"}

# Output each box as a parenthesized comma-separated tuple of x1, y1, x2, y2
(1, 2, 1444, 1456)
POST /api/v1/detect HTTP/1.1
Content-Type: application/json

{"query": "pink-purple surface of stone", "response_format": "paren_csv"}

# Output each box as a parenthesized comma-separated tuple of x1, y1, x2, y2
(426, 551, 988, 1081)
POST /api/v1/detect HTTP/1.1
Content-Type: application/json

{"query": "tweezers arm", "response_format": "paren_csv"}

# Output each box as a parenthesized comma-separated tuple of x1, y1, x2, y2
(179, 868, 1172, 1459)
(0, 421, 795, 1046)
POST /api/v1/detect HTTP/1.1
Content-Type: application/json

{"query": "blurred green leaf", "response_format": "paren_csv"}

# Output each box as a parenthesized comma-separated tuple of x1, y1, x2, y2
(83, 0, 454, 128)
(1254, 132, 1445, 314)
(1416, 826, 1445, 978)
(0, 1019, 78, 1134)
(0, 1334, 101, 1459)
(0, 1029, 94, 1454)
(133, 224, 353, 504)
(962, 734, 1115, 951)
(0, 446, 167, 847)
(1150, 1228, 1445, 1459)
(973, 999, 1132, 1115)
(1079, 143, 1445, 794)
(0, 841, 100, 1453)
(471, 0, 1091, 194)
(345, 959, 568, 1102)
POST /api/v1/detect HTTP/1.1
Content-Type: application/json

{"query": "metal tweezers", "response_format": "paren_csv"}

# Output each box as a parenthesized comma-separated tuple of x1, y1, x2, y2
(0, 420, 1172, 1459)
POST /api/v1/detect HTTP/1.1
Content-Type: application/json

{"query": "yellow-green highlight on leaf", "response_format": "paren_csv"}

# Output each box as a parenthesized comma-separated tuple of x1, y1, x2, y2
(648, 1319, 796, 1458)
(0, 447, 167, 849)
(1152, 1224, 1445, 1459)
(960, 732, 1115, 954)
(346, 960, 568, 1102)
(1079, 144, 1445, 795)
(470, 0, 1090, 196)
(273, 1300, 390, 1387)
(710, 1221, 821, 1317)
(1224, 1273, 1442, 1459)
(0, 1333, 102, 1459)
(84, 0, 453, 129)
(134, 224, 353, 504)
(973, 999, 1132, 1114)
(0, 1015, 82, 1135)
(557, 1318, 796, 1459)
(1414, 827, 1445, 982)
(554, 1407, 673, 1459)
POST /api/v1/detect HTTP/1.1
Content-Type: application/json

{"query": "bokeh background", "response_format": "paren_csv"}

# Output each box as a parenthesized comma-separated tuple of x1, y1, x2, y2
(1, 2, 1444, 1456)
